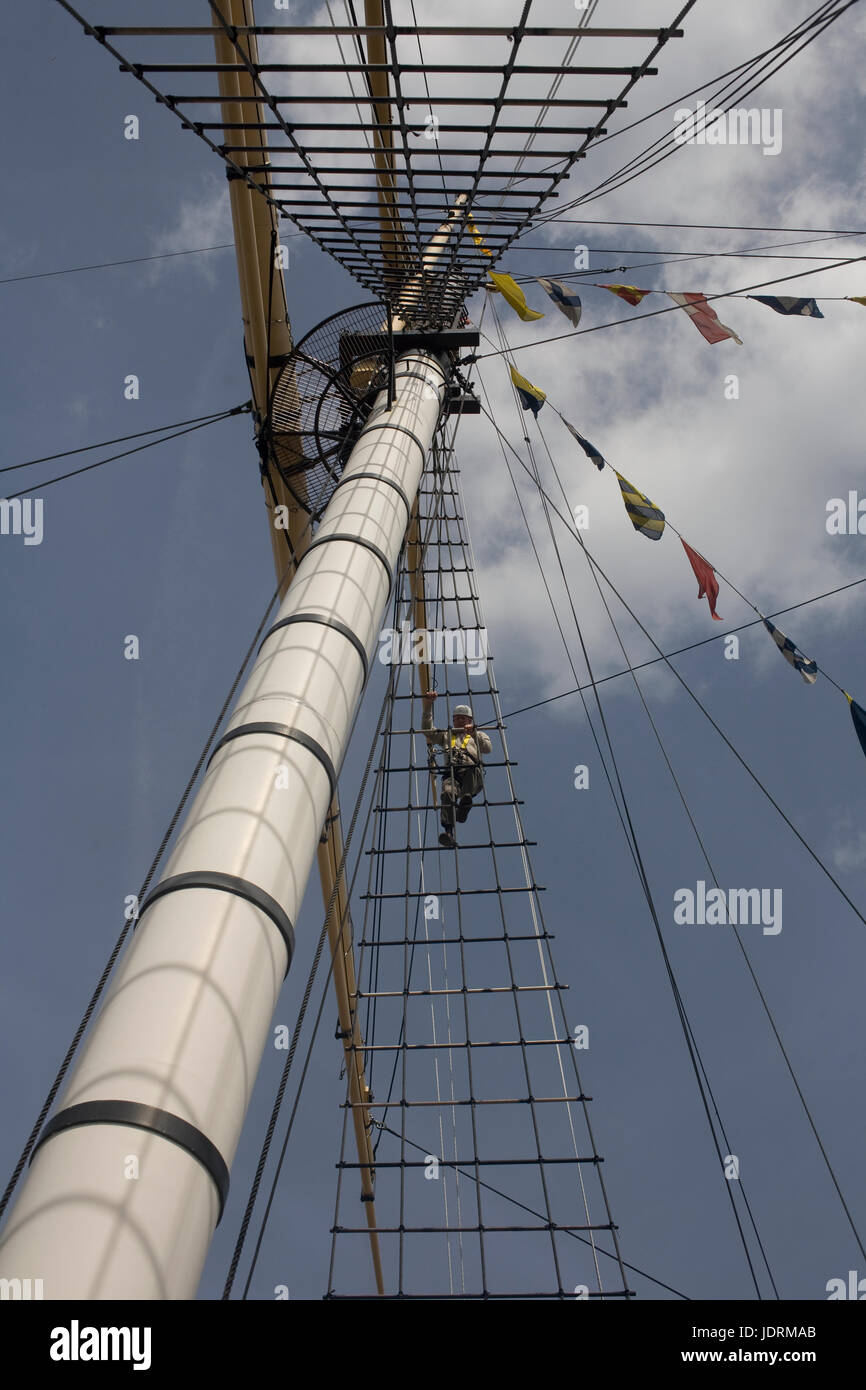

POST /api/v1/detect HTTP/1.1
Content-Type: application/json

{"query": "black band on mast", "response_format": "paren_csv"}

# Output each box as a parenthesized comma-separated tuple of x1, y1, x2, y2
(356, 421, 428, 461)
(31, 1101, 231, 1223)
(137, 869, 296, 974)
(333, 471, 412, 523)
(392, 369, 439, 387)
(258, 612, 370, 679)
(302, 532, 394, 588)
(208, 722, 338, 802)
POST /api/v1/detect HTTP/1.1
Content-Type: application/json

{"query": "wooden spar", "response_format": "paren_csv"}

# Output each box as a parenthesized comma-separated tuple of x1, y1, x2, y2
(364, 0, 409, 278)
(212, 6, 309, 596)
(213, 0, 386, 1295)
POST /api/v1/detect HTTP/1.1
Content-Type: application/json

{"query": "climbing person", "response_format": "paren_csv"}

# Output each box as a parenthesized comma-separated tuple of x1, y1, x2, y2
(421, 691, 492, 848)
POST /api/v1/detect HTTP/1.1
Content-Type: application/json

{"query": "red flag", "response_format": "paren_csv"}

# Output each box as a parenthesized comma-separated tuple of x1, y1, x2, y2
(681, 538, 722, 620)
(666, 292, 742, 345)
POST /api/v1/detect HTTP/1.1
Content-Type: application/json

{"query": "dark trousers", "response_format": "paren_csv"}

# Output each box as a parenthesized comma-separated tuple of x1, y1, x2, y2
(440, 764, 482, 829)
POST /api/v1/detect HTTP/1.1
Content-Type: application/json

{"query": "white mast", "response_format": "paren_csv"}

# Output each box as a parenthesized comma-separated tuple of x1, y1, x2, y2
(0, 346, 449, 1299)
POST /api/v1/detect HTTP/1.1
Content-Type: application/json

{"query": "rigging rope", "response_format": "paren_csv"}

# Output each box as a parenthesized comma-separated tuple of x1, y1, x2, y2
(489, 0, 601, 214)
(511, 231, 866, 286)
(0, 243, 238, 285)
(7, 228, 861, 292)
(501, 0, 839, 198)
(531, 394, 866, 1266)
(524, 218, 866, 236)
(479, 309, 855, 702)
(487, 302, 772, 1296)
(563, 1, 854, 209)
(476, 399, 866, 937)
(528, 1, 859, 219)
(452, 432, 624, 1293)
(2, 407, 250, 499)
(375, 1123, 689, 1299)
(412, 535, 466, 1294)
(473, 306, 645, 894)
(516, 233, 866, 261)
(555, 1, 841, 158)
(325, 426, 631, 1298)
(1, 405, 250, 474)
(449, 437, 607, 1292)
(366, 456, 457, 1137)
(495, 572, 866, 723)
(530, 399, 782, 1294)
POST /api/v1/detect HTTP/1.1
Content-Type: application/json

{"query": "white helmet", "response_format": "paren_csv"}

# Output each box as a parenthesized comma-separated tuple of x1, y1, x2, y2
(453, 704, 473, 720)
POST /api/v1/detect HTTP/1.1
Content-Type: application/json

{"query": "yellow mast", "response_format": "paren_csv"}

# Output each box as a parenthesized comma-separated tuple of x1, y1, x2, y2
(213, 0, 386, 1295)
(364, 0, 410, 281)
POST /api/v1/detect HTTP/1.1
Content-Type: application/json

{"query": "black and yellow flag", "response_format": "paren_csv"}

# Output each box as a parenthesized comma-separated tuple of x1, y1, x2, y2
(509, 364, 546, 416)
(614, 471, 665, 540)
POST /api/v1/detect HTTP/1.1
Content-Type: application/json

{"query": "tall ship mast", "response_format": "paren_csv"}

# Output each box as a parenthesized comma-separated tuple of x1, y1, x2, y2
(1, 0, 864, 1307)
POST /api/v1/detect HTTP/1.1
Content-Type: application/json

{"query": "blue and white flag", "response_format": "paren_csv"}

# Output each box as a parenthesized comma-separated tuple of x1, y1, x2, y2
(762, 618, 818, 683)
(536, 277, 582, 327)
(561, 418, 605, 470)
(748, 295, 824, 318)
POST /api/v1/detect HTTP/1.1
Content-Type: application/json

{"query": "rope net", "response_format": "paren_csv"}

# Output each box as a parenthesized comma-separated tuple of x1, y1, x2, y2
(325, 433, 630, 1298)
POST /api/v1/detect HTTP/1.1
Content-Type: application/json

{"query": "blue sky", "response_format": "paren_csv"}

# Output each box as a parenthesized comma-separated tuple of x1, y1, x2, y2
(2, 0, 866, 1301)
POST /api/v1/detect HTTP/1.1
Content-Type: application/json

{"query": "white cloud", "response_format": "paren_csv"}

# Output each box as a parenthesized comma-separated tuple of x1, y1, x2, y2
(434, 0, 866, 712)
(831, 824, 866, 872)
(68, 395, 92, 421)
(145, 175, 233, 286)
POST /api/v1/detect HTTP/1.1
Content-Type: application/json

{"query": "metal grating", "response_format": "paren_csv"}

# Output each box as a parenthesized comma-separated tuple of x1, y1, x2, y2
(268, 298, 479, 520)
(269, 301, 392, 521)
(56, 0, 689, 329)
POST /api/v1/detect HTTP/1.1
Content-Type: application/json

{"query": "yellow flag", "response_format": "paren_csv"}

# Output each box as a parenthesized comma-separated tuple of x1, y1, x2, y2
(488, 271, 545, 322)
(466, 213, 493, 257)
(847, 296, 866, 307)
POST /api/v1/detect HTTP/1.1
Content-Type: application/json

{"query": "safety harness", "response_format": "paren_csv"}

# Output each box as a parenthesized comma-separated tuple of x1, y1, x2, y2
(447, 729, 479, 770)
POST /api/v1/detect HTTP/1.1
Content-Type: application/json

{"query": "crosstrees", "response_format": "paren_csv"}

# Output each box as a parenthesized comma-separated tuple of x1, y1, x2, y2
(55, 0, 687, 325)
